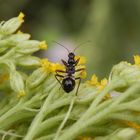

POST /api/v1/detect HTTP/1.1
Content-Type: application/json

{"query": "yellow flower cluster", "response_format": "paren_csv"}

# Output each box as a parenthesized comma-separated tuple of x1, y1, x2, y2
(86, 74, 108, 89)
(86, 74, 110, 99)
(86, 74, 98, 86)
(40, 59, 65, 74)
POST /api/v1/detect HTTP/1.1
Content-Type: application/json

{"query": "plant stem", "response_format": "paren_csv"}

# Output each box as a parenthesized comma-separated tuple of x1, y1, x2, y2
(44, 96, 72, 116)
(36, 114, 66, 137)
(0, 130, 23, 139)
(0, 110, 35, 130)
(23, 86, 58, 140)
(0, 100, 23, 129)
(53, 98, 75, 140)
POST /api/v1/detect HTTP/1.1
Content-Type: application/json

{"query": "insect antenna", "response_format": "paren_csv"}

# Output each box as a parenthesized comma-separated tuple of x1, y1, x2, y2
(73, 40, 91, 52)
(53, 41, 70, 53)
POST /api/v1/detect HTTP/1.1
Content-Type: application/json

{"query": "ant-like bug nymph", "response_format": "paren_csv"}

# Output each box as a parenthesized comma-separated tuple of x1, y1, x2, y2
(54, 41, 85, 96)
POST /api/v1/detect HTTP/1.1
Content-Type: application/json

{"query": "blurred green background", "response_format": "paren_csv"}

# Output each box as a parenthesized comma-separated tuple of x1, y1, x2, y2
(1, 0, 140, 79)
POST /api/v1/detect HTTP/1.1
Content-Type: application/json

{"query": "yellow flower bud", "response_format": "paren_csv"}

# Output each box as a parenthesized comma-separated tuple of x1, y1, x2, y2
(97, 78, 108, 90)
(86, 74, 99, 86)
(17, 90, 26, 98)
(17, 30, 23, 34)
(134, 55, 140, 67)
(80, 70, 87, 79)
(39, 41, 47, 50)
(40, 59, 50, 73)
(122, 120, 140, 133)
(18, 12, 25, 23)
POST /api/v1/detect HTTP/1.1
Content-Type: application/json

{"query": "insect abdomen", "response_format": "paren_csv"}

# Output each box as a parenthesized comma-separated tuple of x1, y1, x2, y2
(62, 77, 75, 93)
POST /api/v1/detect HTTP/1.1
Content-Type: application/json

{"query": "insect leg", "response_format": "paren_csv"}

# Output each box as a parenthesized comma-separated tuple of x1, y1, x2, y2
(75, 77, 81, 96)
(55, 74, 64, 89)
(56, 69, 66, 74)
(75, 68, 85, 73)
(75, 58, 80, 66)
(61, 59, 68, 67)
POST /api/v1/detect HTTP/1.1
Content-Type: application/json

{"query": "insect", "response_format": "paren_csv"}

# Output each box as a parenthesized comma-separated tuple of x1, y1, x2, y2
(54, 41, 86, 96)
